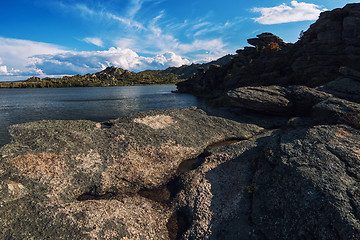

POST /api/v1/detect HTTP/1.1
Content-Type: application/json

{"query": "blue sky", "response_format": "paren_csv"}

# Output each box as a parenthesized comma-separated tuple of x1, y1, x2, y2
(0, 0, 356, 81)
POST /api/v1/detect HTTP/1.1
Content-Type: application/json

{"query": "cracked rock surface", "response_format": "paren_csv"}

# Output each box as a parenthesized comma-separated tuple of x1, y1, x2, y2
(1, 108, 360, 240)
(0, 107, 262, 239)
(252, 125, 360, 240)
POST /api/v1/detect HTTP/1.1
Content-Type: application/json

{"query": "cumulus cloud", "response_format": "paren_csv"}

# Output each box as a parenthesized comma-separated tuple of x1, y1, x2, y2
(32, 47, 190, 75)
(148, 52, 190, 69)
(114, 38, 137, 49)
(0, 35, 194, 81)
(252, 1, 326, 25)
(0, 65, 21, 76)
(0, 37, 66, 79)
(83, 37, 104, 47)
(0, 0, 233, 81)
(0, 59, 8, 75)
(0, 65, 8, 74)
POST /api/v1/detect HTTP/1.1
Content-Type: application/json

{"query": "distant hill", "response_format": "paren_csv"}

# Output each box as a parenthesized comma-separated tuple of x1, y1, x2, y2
(0, 54, 233, 88)
(159, 54, 233, 79)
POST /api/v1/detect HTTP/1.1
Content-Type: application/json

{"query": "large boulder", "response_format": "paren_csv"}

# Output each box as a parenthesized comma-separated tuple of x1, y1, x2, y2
(285, 85, 332, 115)
(247, 32, 287, 49)
(312, 97, 360, 125)
(339, 66, 360, 81)
(252, 125, 360, 239)
(227, 86, 292, 115)
(0, 107, 262, 239)
(176, 130, 274, 240)
(1, 107, 360, 239)
(227, 85, 331, 116)
(175, 125, 360, 239)
(317, 77, 360, 103)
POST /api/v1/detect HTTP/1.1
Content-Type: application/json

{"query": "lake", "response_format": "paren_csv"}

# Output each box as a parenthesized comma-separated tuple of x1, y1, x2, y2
(0, 85, 207, 147)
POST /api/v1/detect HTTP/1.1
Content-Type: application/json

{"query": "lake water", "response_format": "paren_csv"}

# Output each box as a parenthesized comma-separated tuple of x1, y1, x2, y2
(0, 85, 207, 147)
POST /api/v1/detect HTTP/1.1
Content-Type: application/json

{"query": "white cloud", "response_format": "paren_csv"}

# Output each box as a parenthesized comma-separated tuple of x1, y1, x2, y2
(138, 16, 228, 59)
(252, 1, 326, 25)
(54, 1, 230, 56)
(107, 13, 144, 29)
(54, 1, 145, 30)
(127, 0, 143, 18)
(47, 1, 231, 62)
(74, 3, 96, 16)
(0, 65, 8, 74)
(0, 35, 210, 81)
(83, 37, 104, 47)
(0, 1, 235, 81)
(151, 52, 190, 68)
(0, 37, 66, 78)
(114, 38, 137, 49)
(178, 39, 226, 53)
(0, 65, 21, 76)
(192, 22, 211, 30)
(32, 47, 190, 75)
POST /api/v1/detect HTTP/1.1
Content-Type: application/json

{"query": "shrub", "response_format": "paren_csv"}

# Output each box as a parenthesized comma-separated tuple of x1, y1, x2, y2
(262, 42, 280, 54)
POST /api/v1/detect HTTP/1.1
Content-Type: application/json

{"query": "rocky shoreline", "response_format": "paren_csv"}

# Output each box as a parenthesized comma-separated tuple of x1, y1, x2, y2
(1, 3, 360, 240)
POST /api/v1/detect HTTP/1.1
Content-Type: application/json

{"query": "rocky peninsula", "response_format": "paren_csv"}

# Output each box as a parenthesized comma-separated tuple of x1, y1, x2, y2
(1, 3, 360, 240)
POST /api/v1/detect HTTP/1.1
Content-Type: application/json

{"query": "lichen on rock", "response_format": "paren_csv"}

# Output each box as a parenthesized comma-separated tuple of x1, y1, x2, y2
(0, 107, 261, 239)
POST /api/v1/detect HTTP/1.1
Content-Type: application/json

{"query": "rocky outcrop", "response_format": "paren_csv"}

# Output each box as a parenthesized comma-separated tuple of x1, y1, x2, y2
(25, 76, 42, 82)
(252, 125, 360, 239)
(312, 97, 360, 125)
(227, 86, 292, 115)
(291, 4, 360, 87)
(2, 105, 360, 239)
(317, 67, 360, 104)
(174, 124, 360, 240)
(176, 131, 273, 240)
(339, 66, 360, 81)
(172, 4, 360, 239)
(176, 3, 360, 94)
(176, 64, 228, 94)
(247, 32, 287, 49)
(318, 77, 360, 103)
(227, 85, 332, 116)
(0, 108, 262, 239)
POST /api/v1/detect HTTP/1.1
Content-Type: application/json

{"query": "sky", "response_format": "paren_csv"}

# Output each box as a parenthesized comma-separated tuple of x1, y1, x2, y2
(0, 0, 356, 81)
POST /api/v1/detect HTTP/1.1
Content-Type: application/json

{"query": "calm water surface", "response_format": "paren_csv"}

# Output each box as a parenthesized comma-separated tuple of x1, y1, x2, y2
(0, 85, 207, 146)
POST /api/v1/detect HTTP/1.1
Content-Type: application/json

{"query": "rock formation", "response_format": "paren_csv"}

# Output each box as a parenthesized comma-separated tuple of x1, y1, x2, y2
(0, 108, 262, 239)
(173, 3, 360, 239)
(176, 3, 360, 94)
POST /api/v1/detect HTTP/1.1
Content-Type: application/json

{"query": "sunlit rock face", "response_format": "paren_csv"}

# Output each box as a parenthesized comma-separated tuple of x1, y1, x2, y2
(0, 107, 261, 239)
